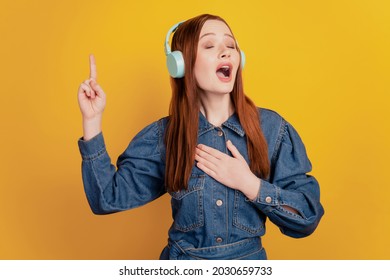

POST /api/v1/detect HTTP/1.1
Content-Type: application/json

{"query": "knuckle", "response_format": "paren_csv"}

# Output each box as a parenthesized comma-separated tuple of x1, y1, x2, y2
(81, 85, 89, 92)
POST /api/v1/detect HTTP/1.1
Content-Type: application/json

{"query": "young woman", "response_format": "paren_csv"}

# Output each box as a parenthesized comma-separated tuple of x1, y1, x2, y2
(77, 14, 324, 260)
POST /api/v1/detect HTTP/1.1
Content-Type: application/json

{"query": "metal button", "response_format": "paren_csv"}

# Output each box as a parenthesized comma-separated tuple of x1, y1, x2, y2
(265, 196, 272, 203)
(216, 237, 223, 243)
(216, 199, 223, 206)
(217, 130, 223, 136)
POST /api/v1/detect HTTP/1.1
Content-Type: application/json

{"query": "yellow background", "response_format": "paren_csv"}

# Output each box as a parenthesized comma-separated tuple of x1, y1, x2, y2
(1, 0, 389, 259)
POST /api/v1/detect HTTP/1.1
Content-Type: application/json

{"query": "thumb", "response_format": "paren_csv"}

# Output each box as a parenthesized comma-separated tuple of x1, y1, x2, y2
(227, 140, 245, 161)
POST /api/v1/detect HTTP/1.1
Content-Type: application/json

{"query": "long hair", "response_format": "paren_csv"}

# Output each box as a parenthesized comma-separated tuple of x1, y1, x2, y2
(165, 14, 269, 192)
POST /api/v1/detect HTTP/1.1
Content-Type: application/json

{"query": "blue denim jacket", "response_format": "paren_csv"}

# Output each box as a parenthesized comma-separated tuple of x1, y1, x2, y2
(78, 108, 324, 259)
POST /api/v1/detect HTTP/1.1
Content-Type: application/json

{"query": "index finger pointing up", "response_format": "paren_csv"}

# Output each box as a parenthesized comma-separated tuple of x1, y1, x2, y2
(89, 54, 97, 80)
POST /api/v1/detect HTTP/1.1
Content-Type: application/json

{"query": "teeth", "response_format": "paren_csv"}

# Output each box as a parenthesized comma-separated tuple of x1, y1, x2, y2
(221, 65, 230, 69)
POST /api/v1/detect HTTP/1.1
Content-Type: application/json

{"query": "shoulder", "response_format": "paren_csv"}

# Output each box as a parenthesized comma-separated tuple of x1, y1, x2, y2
(257, 107, 310, 165)
(132, 116, 169, 142)
(258, 107, 284, 126)
(257, 107, 303, 142)
(257, 107, 287, 142)
(257, 107, 306, 158)
(122, 117, 169, 161)
(126, 117, 169, 159)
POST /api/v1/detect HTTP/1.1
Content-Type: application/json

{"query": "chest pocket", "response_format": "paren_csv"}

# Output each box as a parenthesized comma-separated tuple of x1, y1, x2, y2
(233, 191, 264, 235)
(170, 174, 205, 232)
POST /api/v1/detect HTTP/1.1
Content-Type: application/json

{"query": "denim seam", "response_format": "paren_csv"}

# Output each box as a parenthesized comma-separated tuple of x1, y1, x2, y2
(275, 185, 281, 205)
(182, 238, 263, 259)
(233, 222, 264, 235)
(89, 159, 120, 212)
(276, 205, 306, 220)
(270, 118, 287, 167)
(222, 122, 245, 137)
(81, 147, 107, 161)
(233, 191, 264, 235)
(171, 174, 205, 232)
(174, 219, 204, 232)
(157, 119, 165, 163)
(198, 126, 215, 137)
(170, 175, 206, 199)
(187, 237, 258, 252)
(236, 247, 264, 260)
(90, 160, 162, 212)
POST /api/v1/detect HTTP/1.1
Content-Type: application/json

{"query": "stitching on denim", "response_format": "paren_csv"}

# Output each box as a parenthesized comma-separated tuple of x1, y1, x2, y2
(276, 185, 281, 204)
(198, 126, 214, 137)
(277, 205, 306, 220)
(233, 221, 264, 235)
(90, 158, 120, 212)
(170, 174, 206, 199)
(171, 174, 206, 232)
(188, 237, 258, 252)
(236, 247, 264, 260)
(222, 122, 245, 137)
(157, 118, 166, 163)
(270, 118, 287, 167)
(82, 147, 107, 161)
(183, 238, 264, 259)
(233, 191, 264, 235)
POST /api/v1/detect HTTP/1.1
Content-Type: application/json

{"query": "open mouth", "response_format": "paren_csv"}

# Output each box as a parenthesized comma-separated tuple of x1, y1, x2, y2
(216, 64, 232, 79)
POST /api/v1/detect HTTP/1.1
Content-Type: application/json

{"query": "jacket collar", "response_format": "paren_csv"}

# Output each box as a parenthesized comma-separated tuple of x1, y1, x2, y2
(198, 111, 245, 137)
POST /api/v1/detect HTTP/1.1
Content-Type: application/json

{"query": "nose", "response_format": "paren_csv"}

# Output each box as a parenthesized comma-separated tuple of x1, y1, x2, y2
(219, 46, 231, 59)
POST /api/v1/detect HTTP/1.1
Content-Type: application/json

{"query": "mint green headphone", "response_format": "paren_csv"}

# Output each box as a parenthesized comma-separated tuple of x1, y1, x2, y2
(164, 21, 246, 78)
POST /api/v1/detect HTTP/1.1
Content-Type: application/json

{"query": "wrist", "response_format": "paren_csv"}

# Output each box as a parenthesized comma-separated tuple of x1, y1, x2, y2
(82, 116, 102, 141)
(241, 174, 261, 201)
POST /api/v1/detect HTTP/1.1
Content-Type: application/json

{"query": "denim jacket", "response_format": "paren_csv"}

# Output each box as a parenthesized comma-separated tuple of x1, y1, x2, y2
(78, 108, 324, 260)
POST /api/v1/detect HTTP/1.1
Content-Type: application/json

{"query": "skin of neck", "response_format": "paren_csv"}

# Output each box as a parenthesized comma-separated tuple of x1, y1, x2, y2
(199, 91, 235, 127)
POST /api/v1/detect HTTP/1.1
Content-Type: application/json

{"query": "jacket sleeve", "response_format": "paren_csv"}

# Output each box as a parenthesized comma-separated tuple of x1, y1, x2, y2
(77, 121, 166, 214)
(252, 119, 324, 238)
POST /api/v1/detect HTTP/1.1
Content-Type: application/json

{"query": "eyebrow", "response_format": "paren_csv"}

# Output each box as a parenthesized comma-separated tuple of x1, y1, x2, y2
(199, 32, 234, 40)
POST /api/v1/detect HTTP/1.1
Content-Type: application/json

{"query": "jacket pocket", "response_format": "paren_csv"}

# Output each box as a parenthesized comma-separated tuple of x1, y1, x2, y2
(233, 190, 264, 235)
(170, 174, 205, 232)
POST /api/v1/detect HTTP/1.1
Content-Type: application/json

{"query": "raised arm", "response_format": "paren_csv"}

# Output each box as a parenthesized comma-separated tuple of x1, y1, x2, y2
(77, 55, 166, 214)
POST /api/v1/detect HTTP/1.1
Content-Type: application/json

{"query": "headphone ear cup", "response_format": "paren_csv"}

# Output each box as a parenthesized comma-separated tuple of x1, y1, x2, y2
(240, 50, 246, 69)
(167, 50, 185, 78)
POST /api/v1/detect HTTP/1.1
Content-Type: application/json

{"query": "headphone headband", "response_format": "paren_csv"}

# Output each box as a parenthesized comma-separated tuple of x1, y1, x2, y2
(164, 21, 184, 55)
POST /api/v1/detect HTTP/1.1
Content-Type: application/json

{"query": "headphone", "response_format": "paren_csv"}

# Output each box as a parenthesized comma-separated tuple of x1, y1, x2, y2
(164, 21, 246, 78)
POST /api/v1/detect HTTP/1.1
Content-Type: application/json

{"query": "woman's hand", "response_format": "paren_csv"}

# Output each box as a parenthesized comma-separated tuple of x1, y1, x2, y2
(195, 140, 261, 200)
(77, 54, 107, 140)
(78, 54, 106, 120)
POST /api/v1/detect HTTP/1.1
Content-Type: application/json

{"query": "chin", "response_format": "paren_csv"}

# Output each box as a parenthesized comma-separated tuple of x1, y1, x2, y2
(213, 89, 234, 96)
(219, 84, 235, 94)
(198, 80, 235, 96)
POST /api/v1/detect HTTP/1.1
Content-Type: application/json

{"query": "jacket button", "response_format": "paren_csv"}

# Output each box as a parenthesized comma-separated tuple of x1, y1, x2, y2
(216, 199, 223, 206)
(217, 130, 223, 136)
(216, 237, 223, 243)
(265, 196, 272, 203)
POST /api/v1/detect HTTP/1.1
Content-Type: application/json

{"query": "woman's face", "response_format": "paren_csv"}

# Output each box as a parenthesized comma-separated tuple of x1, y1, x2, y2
(194, 20, 240, 96)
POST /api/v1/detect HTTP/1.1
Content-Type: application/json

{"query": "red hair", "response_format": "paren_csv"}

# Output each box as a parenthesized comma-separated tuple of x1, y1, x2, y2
(165, 14, 269, 192)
